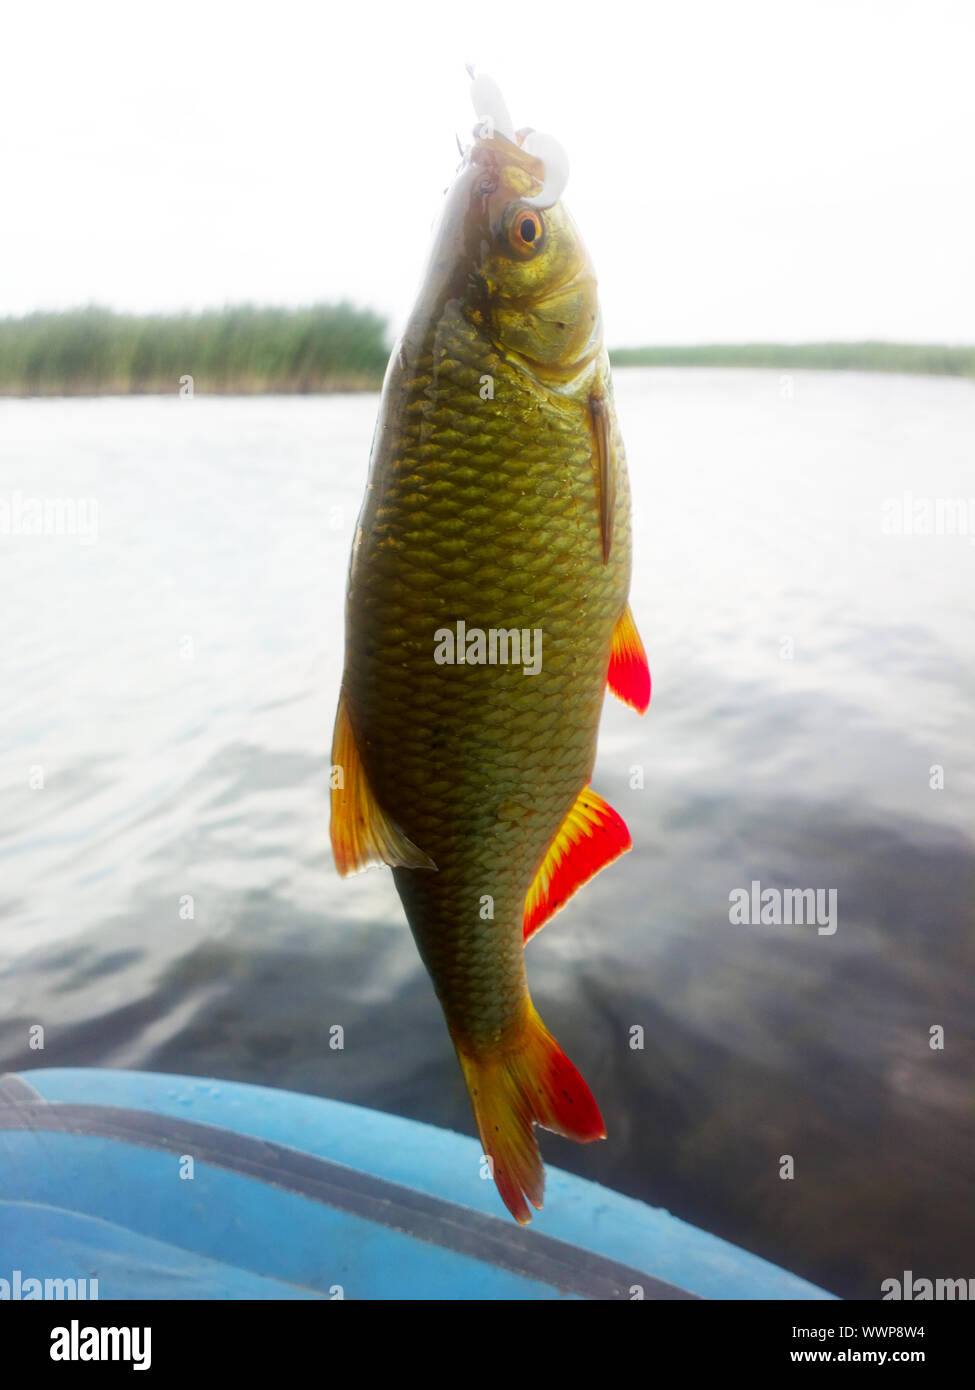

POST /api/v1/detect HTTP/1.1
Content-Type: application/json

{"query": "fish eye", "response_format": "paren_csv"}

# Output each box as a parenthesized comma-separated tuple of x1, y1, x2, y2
(508, 207, 543, 254)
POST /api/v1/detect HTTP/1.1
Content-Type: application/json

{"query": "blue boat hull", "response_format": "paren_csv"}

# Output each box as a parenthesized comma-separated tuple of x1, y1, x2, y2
(0, 1069, 834, 1300)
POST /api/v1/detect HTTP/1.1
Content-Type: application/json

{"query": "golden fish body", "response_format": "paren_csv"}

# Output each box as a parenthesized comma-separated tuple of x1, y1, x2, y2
(331, 77, 649, 1222)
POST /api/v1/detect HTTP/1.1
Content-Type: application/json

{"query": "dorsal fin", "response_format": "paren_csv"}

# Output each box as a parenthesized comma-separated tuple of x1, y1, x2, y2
(523, 786, 631, 942)
(330, 694, 436, 876)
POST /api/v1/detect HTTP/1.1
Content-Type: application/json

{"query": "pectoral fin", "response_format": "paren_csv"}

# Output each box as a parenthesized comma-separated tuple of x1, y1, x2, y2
(608, 603, 651, 714)
(523, 786, 632, 943)
(588, 389, 615, 563)
(330, 693, 436, 876)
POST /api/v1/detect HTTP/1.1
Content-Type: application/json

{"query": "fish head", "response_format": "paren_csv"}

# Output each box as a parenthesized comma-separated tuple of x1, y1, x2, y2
(417, 76, 603, 386)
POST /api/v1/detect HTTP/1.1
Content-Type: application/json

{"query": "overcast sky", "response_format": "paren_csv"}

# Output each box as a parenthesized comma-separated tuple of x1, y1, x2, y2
(3, 0, 973, 345)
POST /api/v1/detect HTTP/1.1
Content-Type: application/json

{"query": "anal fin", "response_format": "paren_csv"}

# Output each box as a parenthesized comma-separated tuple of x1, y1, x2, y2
(608, 603, 651, 714)
(330, 693, 436, 876)
(523, 786, 631, 943)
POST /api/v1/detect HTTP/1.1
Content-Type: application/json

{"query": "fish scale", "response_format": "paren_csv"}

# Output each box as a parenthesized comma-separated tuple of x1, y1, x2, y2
(343, 320, 631, 1041)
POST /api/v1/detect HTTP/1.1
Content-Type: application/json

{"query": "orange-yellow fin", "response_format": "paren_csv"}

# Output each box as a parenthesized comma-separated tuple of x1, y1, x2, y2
(588, 389, 615, 563)
(608, 603, 651, 714)
(523, 786, 632, 943)
(457, 1004, 606, 1225)
(329, 693, 436, 876)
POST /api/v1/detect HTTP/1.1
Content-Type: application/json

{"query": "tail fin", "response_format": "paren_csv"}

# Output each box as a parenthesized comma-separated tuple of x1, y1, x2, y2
(456, 1004, 606, 1225)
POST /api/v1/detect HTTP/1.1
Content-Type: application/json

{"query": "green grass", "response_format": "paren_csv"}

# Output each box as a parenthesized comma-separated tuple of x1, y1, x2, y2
(0, 309, 972, 395)
(609, 341, 975, 378)
(0, 304, 391, 396)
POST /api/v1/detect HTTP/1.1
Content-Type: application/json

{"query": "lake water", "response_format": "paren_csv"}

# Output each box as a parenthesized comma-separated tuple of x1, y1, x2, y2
(2, 368, 973, 1299)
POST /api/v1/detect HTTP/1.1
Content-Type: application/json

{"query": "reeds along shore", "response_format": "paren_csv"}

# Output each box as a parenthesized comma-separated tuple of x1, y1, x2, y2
(0, 307, 972, 395)
(609, 342, 975, 378)
(0, 305, 391, 396)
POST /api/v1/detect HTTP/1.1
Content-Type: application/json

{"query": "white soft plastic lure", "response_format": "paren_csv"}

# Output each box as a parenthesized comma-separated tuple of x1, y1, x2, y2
(467, 70, 569, 209)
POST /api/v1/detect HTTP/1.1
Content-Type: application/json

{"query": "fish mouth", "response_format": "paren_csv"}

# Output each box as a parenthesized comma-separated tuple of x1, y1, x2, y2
(458, 153, 601, 381)
(451, 73, 603, 387)
(467, 70, 569, 209)
(466, 132, 548, 211)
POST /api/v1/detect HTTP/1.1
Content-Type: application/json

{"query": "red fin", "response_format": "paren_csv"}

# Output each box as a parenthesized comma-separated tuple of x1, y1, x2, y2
(457, 1004, 606, 1224)
(608, 603, 650, 714)
(523, 786, 632, 943)
(330, 693, 436, 876)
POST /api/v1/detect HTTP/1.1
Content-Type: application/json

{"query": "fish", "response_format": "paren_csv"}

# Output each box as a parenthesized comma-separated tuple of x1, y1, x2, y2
(330, 72, 650, 1224)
